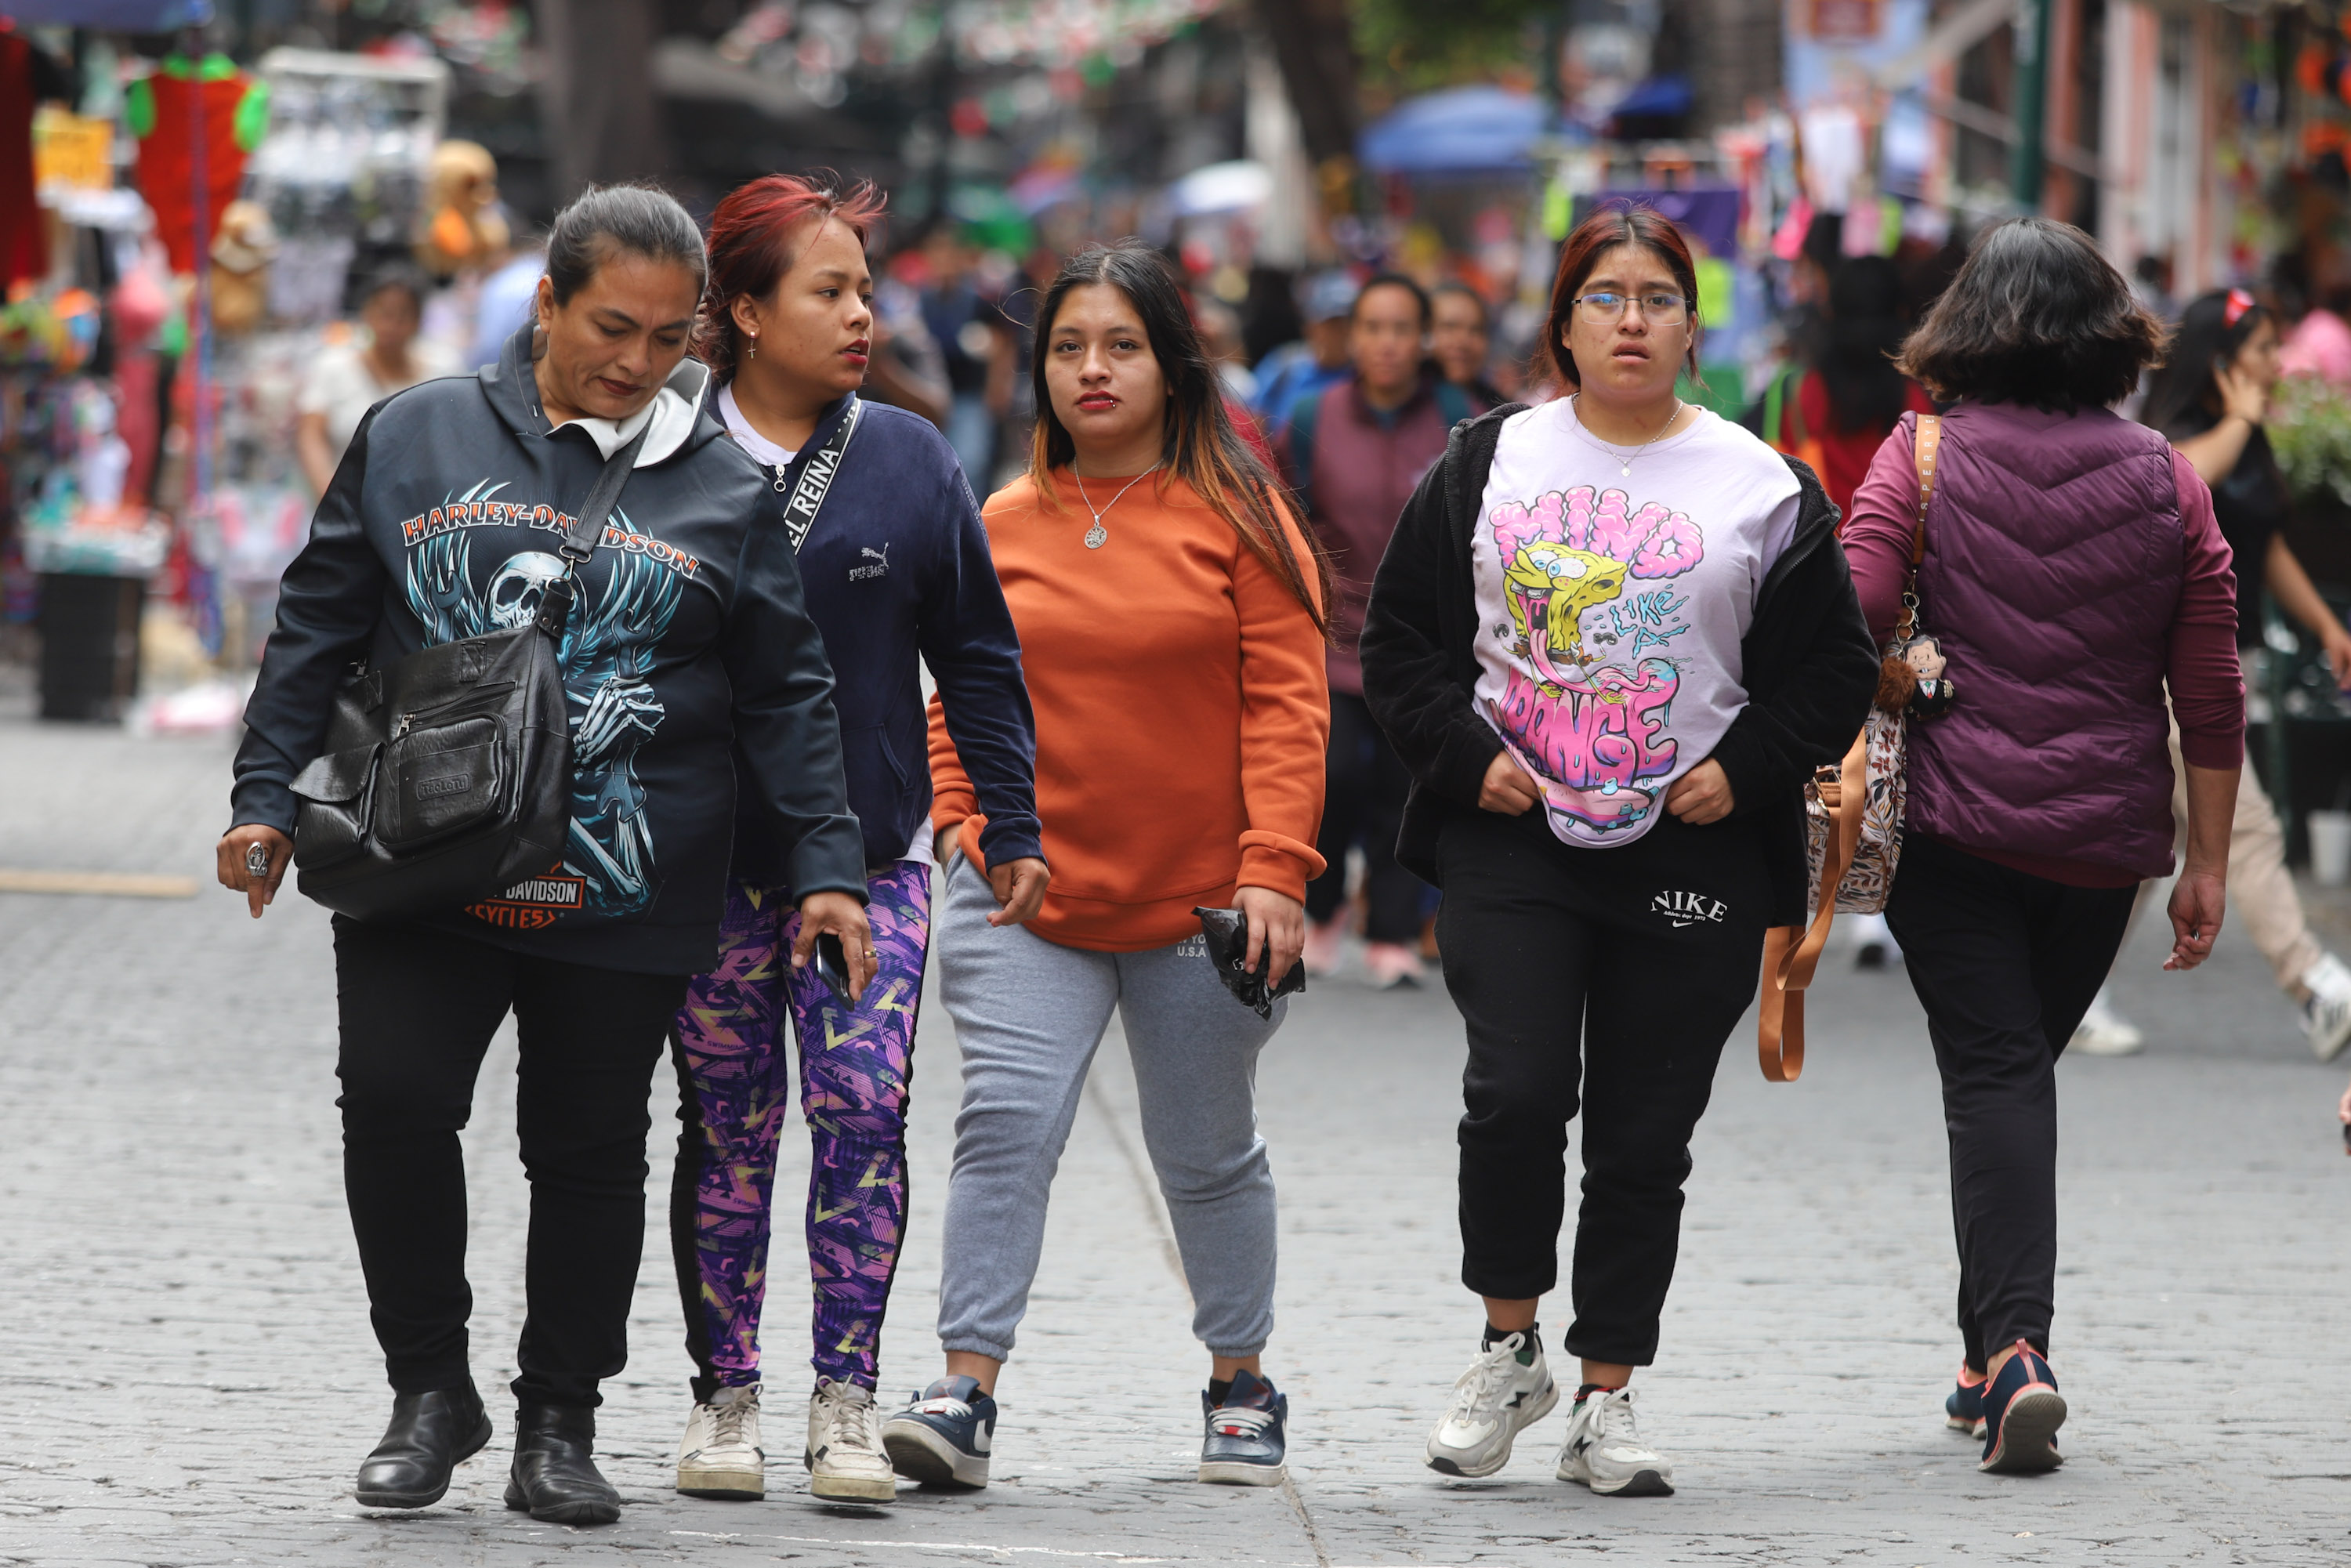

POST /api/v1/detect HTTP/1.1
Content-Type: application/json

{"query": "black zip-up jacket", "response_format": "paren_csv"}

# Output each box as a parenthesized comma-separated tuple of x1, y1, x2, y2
(1359, 404, 1879, 929)
(231, 328, 868, 973)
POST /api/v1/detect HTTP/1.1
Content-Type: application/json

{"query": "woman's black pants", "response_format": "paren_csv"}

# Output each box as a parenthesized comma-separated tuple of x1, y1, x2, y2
(1884, 834, 2135, 1370)
(333, 916, 688, 1408)
(1306, 692, 1425, 944)
(1436, 806, 1768, 1367)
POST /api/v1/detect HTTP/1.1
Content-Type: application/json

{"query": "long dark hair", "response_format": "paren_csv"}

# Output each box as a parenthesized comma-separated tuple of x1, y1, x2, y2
(1028, 241, 1329, 632)
(1817, 255, 1910, 435)
(2140, 288, 2272, 439)
(1896, 217, 2164, 411)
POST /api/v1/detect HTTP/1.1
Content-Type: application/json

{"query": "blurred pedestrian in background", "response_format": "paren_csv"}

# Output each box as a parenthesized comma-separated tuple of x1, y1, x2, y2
(915, 223, 1012, 485)
(1753, 255, 1933, 518)
(1252, 269, 1357, 437)
(1364, 204, 1875, 1496)
(221, 183, 875, 1528)
(1429, 281, 1504, 413)
(888, 240, 1328, 1495)
(1286, 273, 1469, 988)
(667, 173, 1045, 1508)
(1846, 217, 2241, 1476)
(2082, 286, 2351, 1063)
(294, 267, 455, 497)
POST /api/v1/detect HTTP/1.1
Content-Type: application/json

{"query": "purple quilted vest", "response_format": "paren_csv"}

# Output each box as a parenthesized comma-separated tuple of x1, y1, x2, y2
(1906, 402, 2185, 879)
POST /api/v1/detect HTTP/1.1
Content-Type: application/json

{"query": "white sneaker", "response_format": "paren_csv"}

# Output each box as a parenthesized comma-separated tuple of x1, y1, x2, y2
(806, 1377, 897, 1502)
(1425, 1331, 1559, 1477)
(2068, 986, 2145, 1056)
(2302, 954, 2351, 1063)
(1303, 918, 1346, 978)
(1556, 1385, 1674, 1496)
(677, 1383, 764, 1500)
(1364, 941, 1425, 990)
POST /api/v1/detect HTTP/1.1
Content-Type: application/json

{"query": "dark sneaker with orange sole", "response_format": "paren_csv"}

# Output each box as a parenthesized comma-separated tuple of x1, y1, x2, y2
(1978, 1341, 2064, 1474)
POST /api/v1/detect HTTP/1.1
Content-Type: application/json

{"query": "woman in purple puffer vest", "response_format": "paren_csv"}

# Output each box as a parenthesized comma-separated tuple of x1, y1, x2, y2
(1843, 219, 2244, 1477)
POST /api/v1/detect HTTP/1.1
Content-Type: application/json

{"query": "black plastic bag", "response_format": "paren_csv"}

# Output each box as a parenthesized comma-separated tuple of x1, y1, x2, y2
(1192, 906, 1306, 1019)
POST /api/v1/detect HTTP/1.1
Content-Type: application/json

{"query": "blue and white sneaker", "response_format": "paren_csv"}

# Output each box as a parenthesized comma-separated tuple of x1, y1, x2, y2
(882, 1376, 994, 1489)
(1945, 1365, 1987, 1436)
(1198, 1370, 1288, 1486)
(1978, 1341, 2064, 1474)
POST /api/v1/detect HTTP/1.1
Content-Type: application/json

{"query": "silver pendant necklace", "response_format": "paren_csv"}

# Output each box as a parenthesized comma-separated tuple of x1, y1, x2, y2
(1073, 462, 1160, 549)
(1572, 394, 1683, 480)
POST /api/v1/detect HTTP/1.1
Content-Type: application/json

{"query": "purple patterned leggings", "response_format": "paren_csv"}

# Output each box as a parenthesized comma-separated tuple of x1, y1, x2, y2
(668, 863, 930, 1396)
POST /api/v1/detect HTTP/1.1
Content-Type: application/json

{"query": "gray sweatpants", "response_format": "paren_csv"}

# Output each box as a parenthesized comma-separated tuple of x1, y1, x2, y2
(932, 854, 1284, 1361)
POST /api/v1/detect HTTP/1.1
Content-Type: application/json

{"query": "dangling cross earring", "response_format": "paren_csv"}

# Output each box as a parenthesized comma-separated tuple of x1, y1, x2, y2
(748, 333, 758, 362)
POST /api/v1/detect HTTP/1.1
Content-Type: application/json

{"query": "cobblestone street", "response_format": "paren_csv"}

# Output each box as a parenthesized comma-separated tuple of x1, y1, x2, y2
(2, 695, 2348, 1567)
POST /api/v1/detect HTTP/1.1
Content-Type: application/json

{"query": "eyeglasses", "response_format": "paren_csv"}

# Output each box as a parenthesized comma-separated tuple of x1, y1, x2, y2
(1572, 291, 1690, 324)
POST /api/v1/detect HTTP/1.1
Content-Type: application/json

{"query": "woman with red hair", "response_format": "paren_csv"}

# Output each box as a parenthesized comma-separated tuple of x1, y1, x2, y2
(667, 172, 1046, 1506)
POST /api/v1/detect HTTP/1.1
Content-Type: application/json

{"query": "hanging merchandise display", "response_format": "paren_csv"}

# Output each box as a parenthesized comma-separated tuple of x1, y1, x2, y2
(415, 139, 509, 277)
(2, 33, 47, 289)
(127, 54, 270, 276)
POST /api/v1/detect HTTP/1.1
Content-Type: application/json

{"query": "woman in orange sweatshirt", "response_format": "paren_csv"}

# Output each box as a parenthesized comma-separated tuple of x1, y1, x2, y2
(881, 242, 1330, 1491)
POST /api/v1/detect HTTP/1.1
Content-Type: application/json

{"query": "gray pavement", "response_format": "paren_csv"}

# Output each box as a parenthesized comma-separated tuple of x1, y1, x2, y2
(2, 691, 2349, 1566)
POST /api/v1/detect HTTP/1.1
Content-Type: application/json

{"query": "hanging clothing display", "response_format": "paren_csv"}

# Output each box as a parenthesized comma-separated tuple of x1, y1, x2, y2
(127, 54, 269, 274)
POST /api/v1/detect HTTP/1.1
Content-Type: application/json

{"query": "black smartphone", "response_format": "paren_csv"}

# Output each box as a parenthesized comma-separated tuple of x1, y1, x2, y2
(814, 930, 855, 1008)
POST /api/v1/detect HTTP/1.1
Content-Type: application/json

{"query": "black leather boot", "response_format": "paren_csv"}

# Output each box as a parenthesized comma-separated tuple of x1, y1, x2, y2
(504, 1403, 621, 1525)
(354, 1385, 492, 1508)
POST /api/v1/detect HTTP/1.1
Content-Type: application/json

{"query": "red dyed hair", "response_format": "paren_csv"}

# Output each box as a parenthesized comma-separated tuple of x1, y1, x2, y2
(1539, 202, 1703, 389)
(696, 171, 886, 384)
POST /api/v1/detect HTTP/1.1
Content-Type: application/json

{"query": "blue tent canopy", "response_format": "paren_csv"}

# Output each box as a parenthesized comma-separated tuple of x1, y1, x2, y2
(0, 0, 210, 28)
(1360, 86, 1559, 176)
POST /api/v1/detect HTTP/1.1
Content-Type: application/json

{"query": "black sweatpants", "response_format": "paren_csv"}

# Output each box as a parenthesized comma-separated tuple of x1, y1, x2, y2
(1306, 691, 1425, 943)
(332, 916, 689, 1408)
(1884, 833, 2134, 1370)
(1436, 806, 1769, 1367)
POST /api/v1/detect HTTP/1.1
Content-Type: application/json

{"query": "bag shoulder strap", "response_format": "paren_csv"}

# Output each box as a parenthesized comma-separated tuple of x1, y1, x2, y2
(779, 395, 864, 554)
(1287, 386, 1324, 512)
(538, 424, 648, 634)
(1910, 412, 1942, 566)
(1755, 728, 1871, 1083)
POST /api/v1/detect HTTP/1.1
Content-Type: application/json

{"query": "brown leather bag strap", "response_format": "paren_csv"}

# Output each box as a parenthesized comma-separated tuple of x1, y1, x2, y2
(1910, 413, 1941, 565)
(1757, 729, 1869, 1082)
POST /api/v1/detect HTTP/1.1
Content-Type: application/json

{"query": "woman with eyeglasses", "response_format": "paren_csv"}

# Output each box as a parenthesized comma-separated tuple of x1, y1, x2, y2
(1360, 205, 1876, 1494)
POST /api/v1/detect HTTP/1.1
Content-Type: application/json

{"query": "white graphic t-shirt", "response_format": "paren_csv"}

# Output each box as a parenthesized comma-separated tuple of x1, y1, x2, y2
(1470, 397, 1801, 848)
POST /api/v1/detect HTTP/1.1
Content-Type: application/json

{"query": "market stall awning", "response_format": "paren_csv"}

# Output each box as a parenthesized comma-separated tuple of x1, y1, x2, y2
(0, 0, 211, 27)
(1360, 86, 1557, 176)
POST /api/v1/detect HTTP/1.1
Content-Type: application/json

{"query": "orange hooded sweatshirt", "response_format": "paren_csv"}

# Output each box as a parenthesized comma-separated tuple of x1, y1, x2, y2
(929, 469, 1329, 952)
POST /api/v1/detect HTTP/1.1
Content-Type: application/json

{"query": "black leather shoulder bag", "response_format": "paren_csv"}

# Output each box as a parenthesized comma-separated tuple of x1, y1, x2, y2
(287, 425, 646, 920)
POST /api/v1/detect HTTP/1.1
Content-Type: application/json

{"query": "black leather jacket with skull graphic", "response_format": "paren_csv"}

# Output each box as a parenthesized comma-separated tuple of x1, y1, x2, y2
(230, 328, 868, 974)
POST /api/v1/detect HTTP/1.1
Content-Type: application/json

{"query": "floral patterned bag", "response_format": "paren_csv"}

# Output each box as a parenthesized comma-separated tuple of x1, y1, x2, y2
(1758, 415, 1954, 1082)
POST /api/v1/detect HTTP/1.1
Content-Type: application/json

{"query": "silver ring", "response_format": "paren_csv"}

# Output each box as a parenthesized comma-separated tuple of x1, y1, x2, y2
(245, 844, 272, 877)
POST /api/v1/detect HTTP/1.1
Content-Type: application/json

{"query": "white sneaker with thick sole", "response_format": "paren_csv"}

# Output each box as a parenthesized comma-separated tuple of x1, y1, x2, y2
(2302, 954, 2351, 1063)
(2068, 985, 2144, 1056)
(1556, 1386, 1674, 1497)
(1425, 1332, 1558, 1477)
(677, 1383, 764, 1500)
(806, 1377, 897, 1502)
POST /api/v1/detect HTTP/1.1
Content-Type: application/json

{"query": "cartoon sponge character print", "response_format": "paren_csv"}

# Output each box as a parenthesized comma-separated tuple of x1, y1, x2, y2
(1484, 486, 1704, 841)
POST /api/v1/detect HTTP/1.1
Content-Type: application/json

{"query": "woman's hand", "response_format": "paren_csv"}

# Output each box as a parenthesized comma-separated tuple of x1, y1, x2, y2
(1234, 885, 1306, 990)
(1665, 759, 1735, 824)
(2215, 360, 2269, 427)
(1478, 750, 1542, 815)
(217, 825, 292, 919)
(2338, 1078, 2350, 1152)
(792, 889, 877, 1003)
(2324, 628, 2351, 690)
(985, 856, 1050, 927)
(2163, 866, 2226, 972)
(934, 820, 963, 867)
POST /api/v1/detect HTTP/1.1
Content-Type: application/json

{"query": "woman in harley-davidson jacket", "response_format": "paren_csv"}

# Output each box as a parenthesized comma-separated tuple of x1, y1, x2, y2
(218, 183, 872, 1528)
